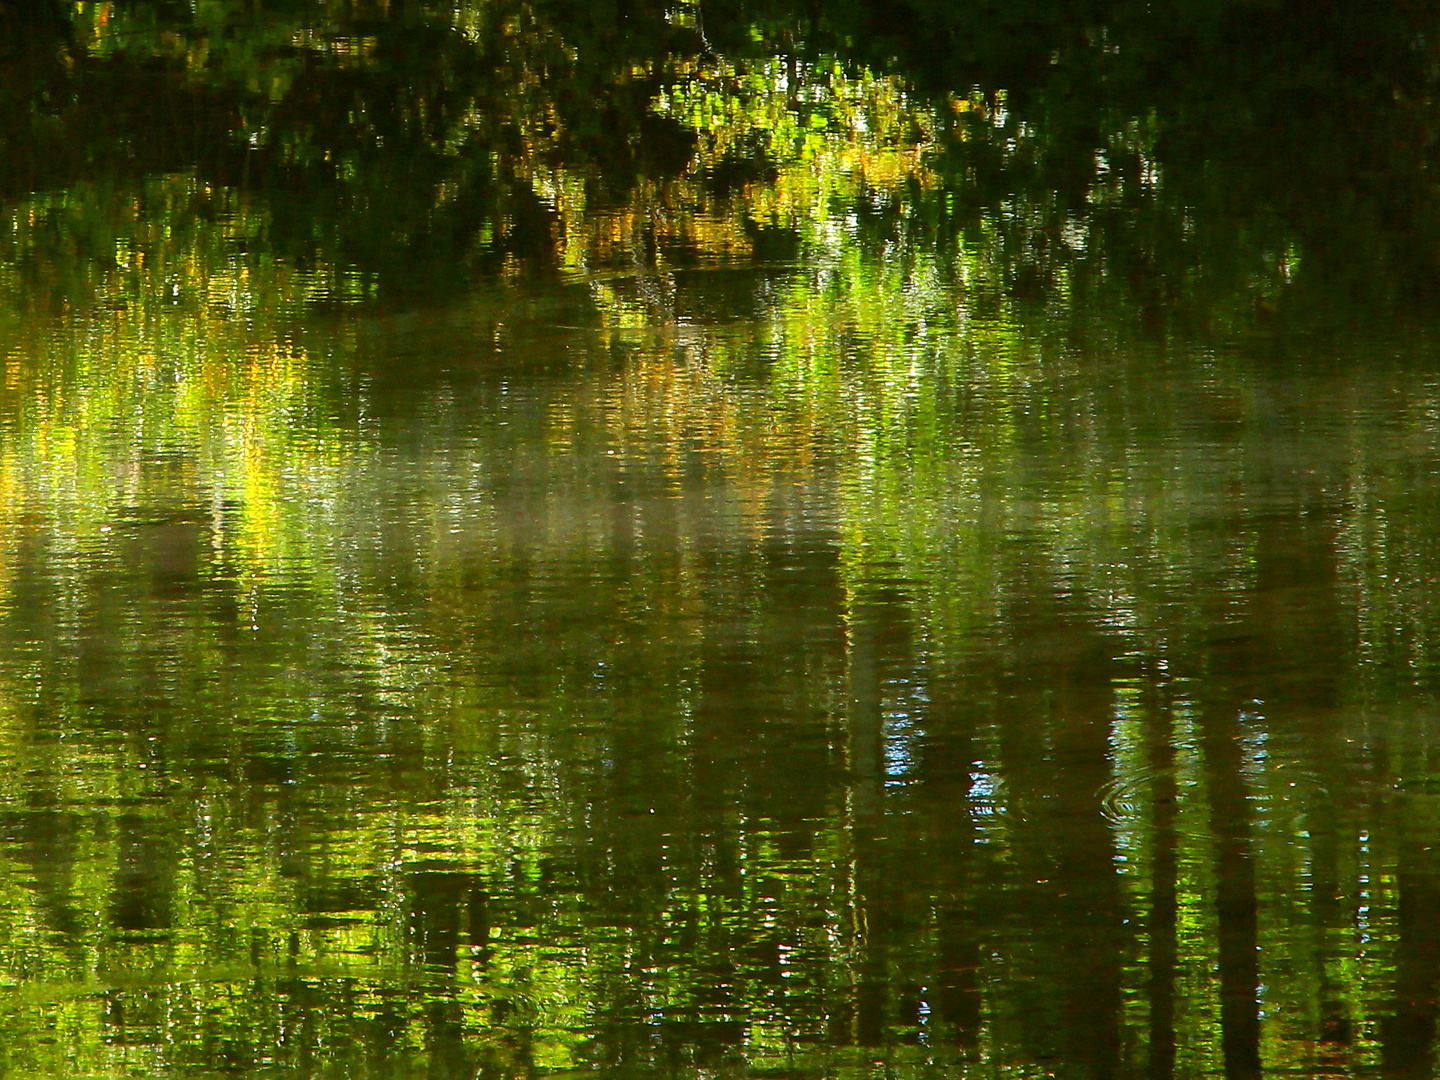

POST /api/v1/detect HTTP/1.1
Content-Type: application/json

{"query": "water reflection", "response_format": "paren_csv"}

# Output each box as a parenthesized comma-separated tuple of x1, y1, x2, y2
(6, 1, 1440, 1078)
(0, 248, 1432, 1076)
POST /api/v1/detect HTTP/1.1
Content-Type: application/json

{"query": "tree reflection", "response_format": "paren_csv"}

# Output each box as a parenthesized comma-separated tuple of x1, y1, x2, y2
(0, 1, 1440, 1078)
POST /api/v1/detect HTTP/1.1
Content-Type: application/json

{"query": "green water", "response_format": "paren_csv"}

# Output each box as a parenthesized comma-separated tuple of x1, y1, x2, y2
(4, 1, 1440, 1077)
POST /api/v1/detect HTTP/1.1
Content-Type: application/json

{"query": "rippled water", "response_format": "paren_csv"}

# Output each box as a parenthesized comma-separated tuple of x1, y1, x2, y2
(2, 262, 1437, 1078)
(7, 2, 1440, 1077)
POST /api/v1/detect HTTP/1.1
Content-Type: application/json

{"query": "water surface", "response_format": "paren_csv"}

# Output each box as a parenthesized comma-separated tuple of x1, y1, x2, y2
(4, 3, 1440, 1078)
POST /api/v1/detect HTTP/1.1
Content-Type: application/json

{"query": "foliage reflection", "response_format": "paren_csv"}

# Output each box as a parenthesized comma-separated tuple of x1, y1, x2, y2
(2, 2, 1440, 1079)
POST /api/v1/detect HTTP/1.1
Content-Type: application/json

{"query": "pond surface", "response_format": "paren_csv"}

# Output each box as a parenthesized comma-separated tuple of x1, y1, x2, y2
(5, 2, 1440, 1078)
